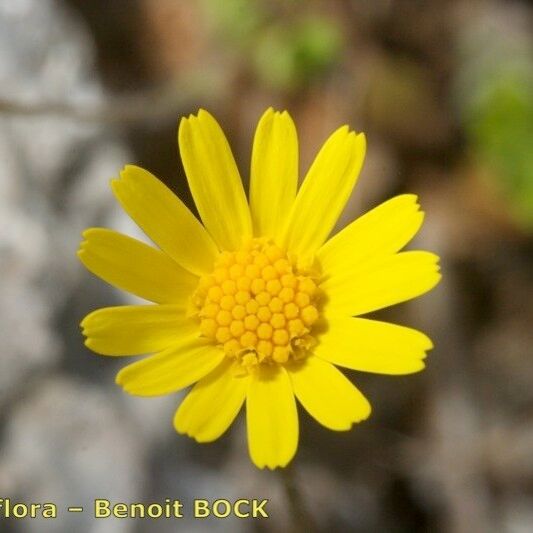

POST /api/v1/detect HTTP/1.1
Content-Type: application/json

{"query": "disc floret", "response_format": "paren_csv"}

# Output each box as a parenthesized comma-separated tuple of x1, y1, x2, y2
(192, 239, 321, 370)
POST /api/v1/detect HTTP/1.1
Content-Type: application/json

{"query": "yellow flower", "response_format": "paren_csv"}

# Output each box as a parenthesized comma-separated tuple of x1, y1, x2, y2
(78, 108, 441, 469)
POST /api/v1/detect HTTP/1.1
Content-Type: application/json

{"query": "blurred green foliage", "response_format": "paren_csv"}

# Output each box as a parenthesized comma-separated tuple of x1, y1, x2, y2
(467, 70, 533, 229)
(459, 28, 533, 230)
(253, 17, 342, 90)
(202, 0, 262, 46)
(202, 0, 342, 90)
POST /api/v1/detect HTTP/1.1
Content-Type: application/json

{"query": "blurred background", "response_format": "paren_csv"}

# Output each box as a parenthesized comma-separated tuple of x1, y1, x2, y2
(0, 0, 532, 532)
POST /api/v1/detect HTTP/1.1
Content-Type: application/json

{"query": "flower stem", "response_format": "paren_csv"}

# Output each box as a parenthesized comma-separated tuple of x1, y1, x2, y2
(280, 464, 318, 533)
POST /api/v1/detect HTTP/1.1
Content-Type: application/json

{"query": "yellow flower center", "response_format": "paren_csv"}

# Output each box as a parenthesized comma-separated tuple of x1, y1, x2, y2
(191, 239, 321, 370)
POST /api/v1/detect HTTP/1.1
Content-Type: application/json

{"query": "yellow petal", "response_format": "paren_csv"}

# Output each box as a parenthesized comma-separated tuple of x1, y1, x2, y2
(116, 341, 224, 397)
(178, 110, 252, 251)
(281, 126, 366, 260)
(111, 165, 218, 276)
(315, 315, 432, 374)
(174, 359, 249, 442)
(318, 194, 424, 275)
(78, 228, 197, 304)
(287, 356, 370, 430)
(323, 251, 441, 316)
(246, 365, 298, 469)
(250, 108, 298, 241)
(81, 304, 198, 356)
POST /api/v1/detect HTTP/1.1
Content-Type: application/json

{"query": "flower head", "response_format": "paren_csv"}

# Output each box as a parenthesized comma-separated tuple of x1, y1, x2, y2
(78, 108, 441, 469)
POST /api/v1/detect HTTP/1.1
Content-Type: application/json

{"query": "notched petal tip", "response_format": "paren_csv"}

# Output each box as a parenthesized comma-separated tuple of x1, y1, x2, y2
(107, 168, 126, 191)
(76, 245, 91, 264)
(261, 106, 275, 119)
(413, 360, 427, 373)
(115, 372, 123, 386)
(271, 456, 294, 470)
(181, 108, 208, 121)
(79, 307, 103, 330)
(172, 415, 189, 437)
(117, 382, 157, 397)
(339, 409, 372, 432)
(338, 124, 351, 135)
(175, 402, 230, 443)
(83, 338, 102, 354)
(173, 409, 191, 437)
(197, 108, 216, 124)
(252, 459, 287, 471)
(119, 164, 140, 179)
(429, 252, 441, 263)
(401, 192, 419, 205)
(345, 394, 372, 427)
(355, 131, 367, 152)
(81, 227, 105, 239)
(79, 314, 89, 330)
(188, 431, 217, 444)
(402, 194, 424, 219)
(178, 115, 191, 136)
(424, 334, 435, 351)
(178, 113, 202, 141)
(115, 367, 131, 388)
(383, 193, 421, 213)
(356, 407, 372, 423)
